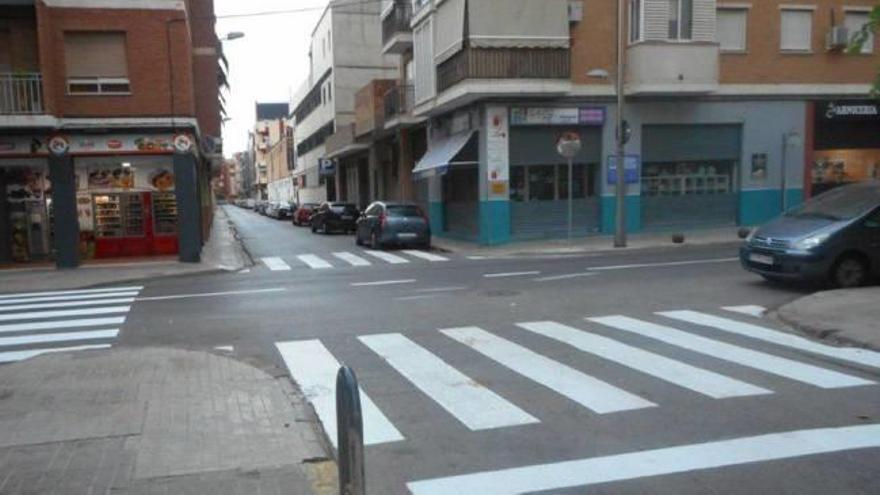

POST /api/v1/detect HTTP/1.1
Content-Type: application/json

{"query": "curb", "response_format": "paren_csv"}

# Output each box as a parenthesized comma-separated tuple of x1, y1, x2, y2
(772, 307, 880, 351)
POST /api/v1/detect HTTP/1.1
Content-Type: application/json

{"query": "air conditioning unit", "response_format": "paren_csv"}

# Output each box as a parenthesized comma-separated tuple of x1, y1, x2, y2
(568, 0, 583, 23)
(826, 26, 849, 51)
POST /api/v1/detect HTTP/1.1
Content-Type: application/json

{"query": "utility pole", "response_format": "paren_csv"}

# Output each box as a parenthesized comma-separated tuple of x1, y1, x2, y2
(614, 0, 627, 248)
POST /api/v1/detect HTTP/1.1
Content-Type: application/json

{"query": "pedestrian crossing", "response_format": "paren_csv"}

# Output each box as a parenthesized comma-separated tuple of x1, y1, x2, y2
(260, 249, 451, 272)
(0, 286, 140, 364)
(274, 305, 880, 449)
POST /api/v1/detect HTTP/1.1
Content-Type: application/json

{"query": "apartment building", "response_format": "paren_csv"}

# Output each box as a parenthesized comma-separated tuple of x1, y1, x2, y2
(252, 102, 291, 202)
(290, 0, 397, 205)
(362, 0, 878, 245)
(0, 0, 224, 267)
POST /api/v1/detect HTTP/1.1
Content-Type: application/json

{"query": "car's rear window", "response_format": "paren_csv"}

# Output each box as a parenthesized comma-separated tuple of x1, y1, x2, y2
(387, 205, 423, 218)
(331, 204, 358, 214)
(302, 203, 318, 209)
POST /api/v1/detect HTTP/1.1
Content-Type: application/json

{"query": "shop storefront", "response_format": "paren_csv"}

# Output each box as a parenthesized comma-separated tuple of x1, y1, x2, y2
(811, 100, 880, 196)
(640, 124, 741, 230)
(0, 160, 52, 264)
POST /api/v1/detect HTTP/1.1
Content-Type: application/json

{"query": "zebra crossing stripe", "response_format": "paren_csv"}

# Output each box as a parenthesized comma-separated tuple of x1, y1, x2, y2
(0, 292, 140, 306)
(407, 423, 880, 495)
(402, 250, 449, 262)
(0, 286, 142, 300)
(0, 317, 127, 335)
(0, 306, 130, 322)
(297, 254, 333, 269)
(333, 252, 372, 267)
(517, 321, 771, 399)
(0, 329, 119, 347)
(721, 305, 767, 317)
(660, 310, 880, 370)
(363, 250, 410, 264)
(0, 297, 136, 313)
(262, 257, 292, 271)
(359, 333, 538, 431)
(440, 327, 655, 414)
(0, 344, 112, 364)
(589, 316, 874, 389)
(275, 340, 404, 447)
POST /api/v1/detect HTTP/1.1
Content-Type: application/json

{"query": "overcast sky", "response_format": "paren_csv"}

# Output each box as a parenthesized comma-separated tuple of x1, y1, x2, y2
(214, 0, 329, 156)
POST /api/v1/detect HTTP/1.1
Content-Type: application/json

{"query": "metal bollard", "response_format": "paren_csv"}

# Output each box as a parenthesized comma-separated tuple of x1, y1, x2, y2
(336, 365, 365, 495)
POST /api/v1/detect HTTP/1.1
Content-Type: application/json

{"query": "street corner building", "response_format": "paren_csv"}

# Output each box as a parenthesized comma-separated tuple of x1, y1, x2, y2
(291, 0, 880, 246)
(1, 0, 225, 268)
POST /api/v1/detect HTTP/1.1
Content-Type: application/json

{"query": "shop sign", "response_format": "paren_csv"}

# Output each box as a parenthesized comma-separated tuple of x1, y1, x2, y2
(48, 135, 70, 156)
(319, 158, 337, 177)
(510, 107, 606, 126)
(486, 105, 510, 200)
(821, 101, 880, 121)
(0, 134, 178, 157)
(606, 154, 640, 184)
(173, 133, 195, 154)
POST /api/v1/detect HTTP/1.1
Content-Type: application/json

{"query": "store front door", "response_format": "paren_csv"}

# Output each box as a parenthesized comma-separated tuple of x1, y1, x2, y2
(0, 161, 52, 265)
(812, 100, 880, 196)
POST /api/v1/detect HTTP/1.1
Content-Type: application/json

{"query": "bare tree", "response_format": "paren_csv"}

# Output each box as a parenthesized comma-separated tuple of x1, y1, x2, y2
(848, 4, 880, 96)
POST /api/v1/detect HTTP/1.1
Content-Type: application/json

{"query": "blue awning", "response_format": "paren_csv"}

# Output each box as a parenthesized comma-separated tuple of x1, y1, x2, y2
(412, 131, 477, 179)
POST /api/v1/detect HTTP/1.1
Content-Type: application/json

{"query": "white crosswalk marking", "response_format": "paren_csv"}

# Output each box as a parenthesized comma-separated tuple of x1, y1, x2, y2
(402, 250, 448, 262)
(359, 333, 538, 430)
(333, 252, 372, 267)
(407, 423, 880, 495)
(589, 316, 874, 389)
(296, 254, 334, 269)
(262, 257, 292, 271)
(0, 316, 127, 335)
(0, 306, 130, 322)
(441, 326, 656, 414)
(721, 305, 767, 317)
(517, 321, 771, 399)
(0, 344, 112, 364)
(660, 310, 880, 370)
(363, 250, 410, 264)
(0, 291, 140, 305)
(0, 297, 135, 313)
(0, 329, 119, 347)
(0, 286, 143, 300)
(275, 340, 404, 447)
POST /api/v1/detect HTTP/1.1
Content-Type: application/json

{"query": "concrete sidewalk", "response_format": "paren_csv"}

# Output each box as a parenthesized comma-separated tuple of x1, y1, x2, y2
(776, 286, 880, 350)
(431, 226, 747, 256)
(0, 347, 335, 494)
(0, 206, 251, 294)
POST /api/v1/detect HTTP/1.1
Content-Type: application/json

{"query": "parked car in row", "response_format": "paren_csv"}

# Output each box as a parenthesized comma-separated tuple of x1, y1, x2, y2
(293, 203, 319, 226)
(741, 181, 880, 288)
(266, 201, 295, 220)
(310, 202, 360, 234)
(356, 202, 431, 249)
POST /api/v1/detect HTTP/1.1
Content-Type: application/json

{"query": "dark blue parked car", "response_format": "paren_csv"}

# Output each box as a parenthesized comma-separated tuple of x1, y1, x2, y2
(741, 181, 880, 287)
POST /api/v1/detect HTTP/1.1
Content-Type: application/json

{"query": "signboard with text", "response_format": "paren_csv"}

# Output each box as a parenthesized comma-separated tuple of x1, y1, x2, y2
(486, 105, 510, 200)
(606, 155, 641, 185)
(510, 107, 605, 126)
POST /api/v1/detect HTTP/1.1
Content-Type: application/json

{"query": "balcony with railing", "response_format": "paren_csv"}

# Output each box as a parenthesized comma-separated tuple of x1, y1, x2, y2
(381, 0, 413, 55)
(355, 79, 396, 137)
(436, 47, 570, 94)
(626, 41, 719, 95)
(383, 84, 414, 121)
(0, 73, 44, 115)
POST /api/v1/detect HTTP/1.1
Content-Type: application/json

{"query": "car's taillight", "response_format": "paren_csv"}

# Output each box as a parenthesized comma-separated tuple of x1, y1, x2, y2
(380, 214, 387, 228)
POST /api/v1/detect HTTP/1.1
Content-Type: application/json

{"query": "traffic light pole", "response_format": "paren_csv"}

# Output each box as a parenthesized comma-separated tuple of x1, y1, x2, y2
(614, 0, 627, 248)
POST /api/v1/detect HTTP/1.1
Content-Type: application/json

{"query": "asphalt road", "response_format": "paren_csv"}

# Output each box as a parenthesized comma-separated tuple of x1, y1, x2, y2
(120, 206, 880, 494)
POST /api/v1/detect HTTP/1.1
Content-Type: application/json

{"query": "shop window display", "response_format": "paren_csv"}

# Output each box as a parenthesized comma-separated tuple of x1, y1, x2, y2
(4, 168, 51, 262)
(642, 161, 735, 196)
(511, 164, 596, 201)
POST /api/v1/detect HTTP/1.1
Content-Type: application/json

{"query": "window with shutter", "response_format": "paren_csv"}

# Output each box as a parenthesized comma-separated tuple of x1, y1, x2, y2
(780, 9, 813, 52)
(717, 8, 747, 52)
(64, 32, 131, 95)
(844, 11, 873, 54)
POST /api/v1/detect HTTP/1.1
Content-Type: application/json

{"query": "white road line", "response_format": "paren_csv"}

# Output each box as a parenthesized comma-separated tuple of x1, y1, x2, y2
(534, 272, 599, 282)
(722, 305, 767, 317)
(441, 327, 655, 414)
(0, 306, 130, 322)
(0, 297, 135, 312)
(660, 310, 880, 370)
(483, 271, 540, 279)
(275, 340, 404, 447)
(589, 316, 874, 389)
(415, 287, 468, 293)
(359, 333, 538, 430)
(0, 291, 140, 306)
(135, 288, 286, 302)
(214, 345, 234, 352)
(396, 295, 441, 301)
(587, 258, 738, 271)
(0, 329, 118, 347)
(0, 286, 142, 300)
(262, 257, 292, 271)
(351, 279, 417, 287)
(333, 252, 372, 267)
(297, 254, 334, 270)
(407, 423, 880, 495)
(402, 250, 449, 262)
(466, 256, 487, 260)
(363, 250, 410, 264)
(517, 321, 770, 399)
(0, 317, 127, 335)
(0, 344, 112, 364)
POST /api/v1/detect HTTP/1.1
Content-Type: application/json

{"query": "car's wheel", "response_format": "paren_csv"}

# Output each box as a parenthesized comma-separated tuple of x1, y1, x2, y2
(831, 254, 869, 288)
(311, 222, 317, 233)
(355, 232, 363, 246)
